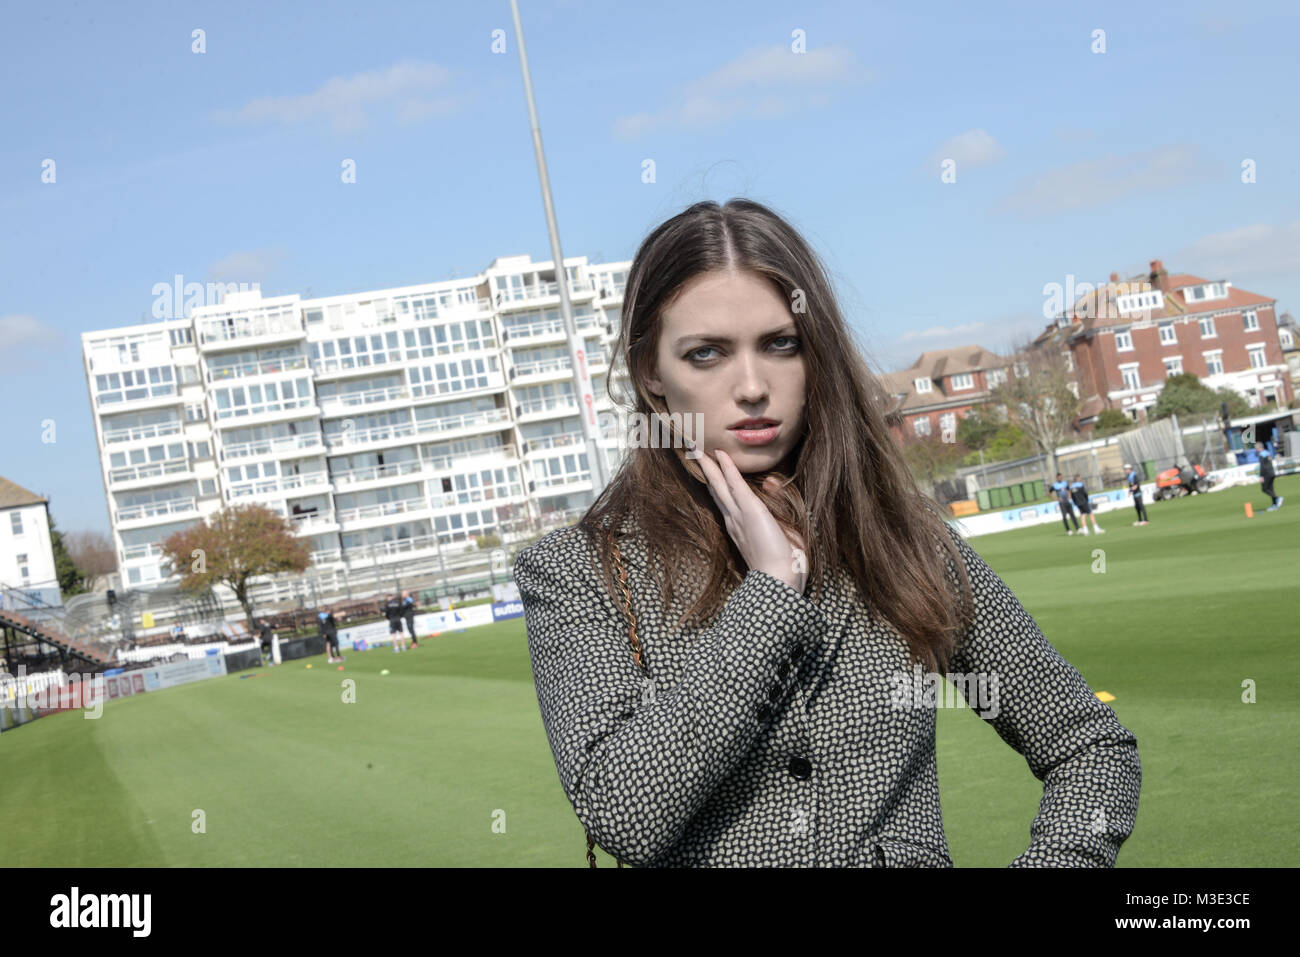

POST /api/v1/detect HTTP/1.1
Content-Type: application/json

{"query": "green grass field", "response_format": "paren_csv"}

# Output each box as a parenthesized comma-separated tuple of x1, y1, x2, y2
(2, 479, 1296, 867)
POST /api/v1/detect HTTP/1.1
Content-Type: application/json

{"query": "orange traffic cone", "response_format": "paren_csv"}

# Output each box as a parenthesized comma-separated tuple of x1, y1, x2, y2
(1245, 502, 1254, 518)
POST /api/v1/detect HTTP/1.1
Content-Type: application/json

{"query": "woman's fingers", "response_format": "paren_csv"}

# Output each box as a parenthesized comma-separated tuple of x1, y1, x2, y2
(698, 448, 738, 517)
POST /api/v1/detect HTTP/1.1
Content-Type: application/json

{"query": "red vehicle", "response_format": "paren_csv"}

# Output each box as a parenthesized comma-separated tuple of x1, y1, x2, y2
(1153, 462, 1213, 500)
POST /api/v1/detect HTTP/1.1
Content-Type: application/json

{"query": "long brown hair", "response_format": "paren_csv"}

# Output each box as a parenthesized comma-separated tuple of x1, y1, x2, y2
(579, 198, 972, 673)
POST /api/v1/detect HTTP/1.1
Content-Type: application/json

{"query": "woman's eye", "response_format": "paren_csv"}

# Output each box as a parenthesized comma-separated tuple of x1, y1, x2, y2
(773, 336, 799, 351)
(686, 346, 718, 362)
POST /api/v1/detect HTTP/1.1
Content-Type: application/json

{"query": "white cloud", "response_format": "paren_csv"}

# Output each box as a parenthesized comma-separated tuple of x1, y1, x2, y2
(0, 315, 62, 368)
(613, 45, 870, 139)
(926, 129, 1005, 172)
(214, 59, 459, 134)
(207, 247, 290, 286)
(993, 144, 1222, 219)
(898, 321, 987, 343)
(1173, 221, 1300, 282)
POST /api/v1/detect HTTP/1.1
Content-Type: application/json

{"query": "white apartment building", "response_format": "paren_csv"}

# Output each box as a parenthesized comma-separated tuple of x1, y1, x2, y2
(0, 476, 61, 606)
(81, 254, 631, 588)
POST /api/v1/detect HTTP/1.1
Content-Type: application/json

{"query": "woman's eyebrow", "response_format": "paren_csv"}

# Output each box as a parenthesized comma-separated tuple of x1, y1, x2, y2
(674, 325, 796, 348)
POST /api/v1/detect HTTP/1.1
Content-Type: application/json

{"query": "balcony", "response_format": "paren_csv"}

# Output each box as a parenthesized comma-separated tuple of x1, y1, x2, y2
(95, 385, 179, 410)
(336, 498, 427, 524)
(206, 355, 310, 383)
(423, 442, 517, 472)
(108, 458, 192, 487)
(502, 314, 604, 344)
(515, 396, 580, 421)
(524, 432, 584, 454)
(534, 470, 593, 491)
(320, 384, 411, 413)
(494, 279, 596, 311)
(289, 510, 338, 533)
(220, 432, 324, 461)
(212, 397, 318, 425)
(198, 312, 304, 351)
(331, 459, 425, 487)
(226, 472, 331, 501)
(122, 542, 165, 562)
(102, 420, 183, 445)
(310, 547, 342, 564)
(413, 406, 512, 439)
(116, 497, 198, 524)
(345, 534, 440, 563)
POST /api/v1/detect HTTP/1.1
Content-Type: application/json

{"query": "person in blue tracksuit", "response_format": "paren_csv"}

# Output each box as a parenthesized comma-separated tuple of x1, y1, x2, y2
(1052, 472, 1080, 535)
(1124, 463, 1150, 525)
(1070, 475, 1104, 535)
(1256, 442, 1284, 511)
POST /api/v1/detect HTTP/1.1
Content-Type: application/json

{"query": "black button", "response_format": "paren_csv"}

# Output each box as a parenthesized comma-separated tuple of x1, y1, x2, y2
(788, 756, 812, 779)
(769, 684, 782, 702)
(757, 704, 772, 721)
(777, 661, 790, 680)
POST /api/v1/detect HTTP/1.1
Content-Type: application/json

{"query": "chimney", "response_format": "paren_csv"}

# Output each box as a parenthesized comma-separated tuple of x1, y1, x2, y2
(1109, 272, 1119, 282)
(1150, 259, 1170, 295)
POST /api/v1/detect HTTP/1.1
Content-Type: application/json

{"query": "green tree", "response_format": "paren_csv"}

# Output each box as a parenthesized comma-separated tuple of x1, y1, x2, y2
(1093, 408, 1133, 438)
(47, 513, 86, 597)
(1150, 373, 1251, 420)
(956, 406, 1003, 452)
(161, 504, 311, 632)
(900, 431, 969, 488)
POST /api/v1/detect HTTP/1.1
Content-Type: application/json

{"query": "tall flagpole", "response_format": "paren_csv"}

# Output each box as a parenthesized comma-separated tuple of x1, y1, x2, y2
(508, 0, 611, 500)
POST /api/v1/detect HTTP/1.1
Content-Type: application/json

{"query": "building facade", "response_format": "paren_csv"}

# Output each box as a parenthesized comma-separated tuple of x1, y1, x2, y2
(82, 255, 630, 588)
(0, 477, 61, 606)
(881, 346, 1011, 444)
(1040, 260, 1294, 427)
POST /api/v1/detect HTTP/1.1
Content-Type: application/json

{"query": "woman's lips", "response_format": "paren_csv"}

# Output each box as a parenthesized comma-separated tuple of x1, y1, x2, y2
(728, 423, 781, 445)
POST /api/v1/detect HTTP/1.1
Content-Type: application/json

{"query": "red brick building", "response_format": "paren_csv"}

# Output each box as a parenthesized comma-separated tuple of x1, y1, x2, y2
(1036, 260, 1294, 429)
(880, 346, 1009, 445)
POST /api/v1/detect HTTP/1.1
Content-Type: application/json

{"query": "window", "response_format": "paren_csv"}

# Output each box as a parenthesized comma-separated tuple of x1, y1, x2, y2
(986, 368, 1006, 388)
(190, 441, 211, 459)
(1116, 290, 1164, 314)
(1063, 353, 1074, 373)
(1067, 381, 1080, 398)
(913, 378, 932, 394)
(186, 403, 205, 422)
(1014, 361, 1029, 378)
(913, 417, 931, 437)
(93, 366, 175, 406)
(200, 478, 217, 496)
(179, 365, 200, 385)
(950, 373, 973, 391)
(1199, 316, 1216, 338)
(1243, 310, 1258, 332)
(1120, 365, 1140, 391)
(1204, 351, 1223, 376)
(10, 512, 22, 535)
(1159, 322, 1176, 345)
(938, 413, 956, 441)
(1115, 329, 1133, 351)
(1248, 345, 1266, 370)
(212, 377, 313, 420)
(17, 553, 29, 581)
(169, 328, 194, 346)
(1163, 356, 1183, 376)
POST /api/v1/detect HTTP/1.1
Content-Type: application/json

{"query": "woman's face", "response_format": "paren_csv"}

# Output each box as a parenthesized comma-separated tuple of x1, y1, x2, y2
(646, 268, 807, 473)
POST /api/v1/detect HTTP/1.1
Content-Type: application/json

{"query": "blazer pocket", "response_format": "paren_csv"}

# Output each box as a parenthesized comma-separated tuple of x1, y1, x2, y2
(867, 836, 954, 868)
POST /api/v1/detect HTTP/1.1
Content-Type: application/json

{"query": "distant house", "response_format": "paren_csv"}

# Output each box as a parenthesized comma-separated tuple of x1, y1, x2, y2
(1035, 260, 1294, 431)
(881, 346, 1010, 444)
(0, 476, 61, 609)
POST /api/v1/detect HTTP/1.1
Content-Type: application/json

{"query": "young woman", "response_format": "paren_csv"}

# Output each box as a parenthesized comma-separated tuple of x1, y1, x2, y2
(515, 198, 1142, 868)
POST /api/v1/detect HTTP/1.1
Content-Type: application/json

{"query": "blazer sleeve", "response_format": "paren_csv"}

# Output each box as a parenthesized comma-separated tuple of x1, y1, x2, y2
(515, 528, 833, 866)
(941, 525, 1142, 867)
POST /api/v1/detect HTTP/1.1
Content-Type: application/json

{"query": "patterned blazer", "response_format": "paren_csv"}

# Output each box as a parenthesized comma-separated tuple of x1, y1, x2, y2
(515, 516, 1142, 867)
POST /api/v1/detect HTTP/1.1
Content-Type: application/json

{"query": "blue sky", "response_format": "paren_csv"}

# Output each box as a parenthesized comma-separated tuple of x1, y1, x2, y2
(3, 0, 1298, 536)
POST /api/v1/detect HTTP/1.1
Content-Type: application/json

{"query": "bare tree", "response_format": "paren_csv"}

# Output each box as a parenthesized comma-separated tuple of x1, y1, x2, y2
(63, 530, 118, 590)
(988, 339, 1080, 479)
